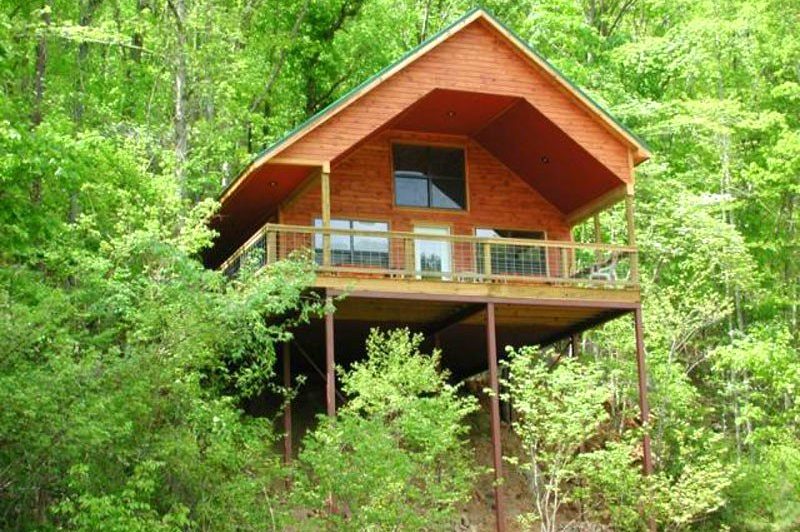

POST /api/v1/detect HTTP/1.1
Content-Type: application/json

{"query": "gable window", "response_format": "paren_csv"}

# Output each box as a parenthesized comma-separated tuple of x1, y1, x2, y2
(314, 219, 389, 267)
(393, 144, 466, 209)
(476, 228, 547, 276)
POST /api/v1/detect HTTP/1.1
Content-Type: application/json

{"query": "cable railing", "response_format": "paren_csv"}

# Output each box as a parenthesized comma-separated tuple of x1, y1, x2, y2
(220, 223, 639, 288)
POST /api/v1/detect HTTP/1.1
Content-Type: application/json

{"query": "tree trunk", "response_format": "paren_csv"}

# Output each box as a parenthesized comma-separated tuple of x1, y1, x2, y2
(30, 2, 51, 206)
(170, 0, 189, 198)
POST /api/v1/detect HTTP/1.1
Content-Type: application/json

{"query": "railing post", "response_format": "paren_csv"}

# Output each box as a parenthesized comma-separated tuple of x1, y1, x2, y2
(404, 236, 415, 277)
(625, 194, 639, 283)
(266, 229, 277, 264)
(483, 242, 492, 280)
(561, 247, 570, 278)
(321, 169, 331, 267)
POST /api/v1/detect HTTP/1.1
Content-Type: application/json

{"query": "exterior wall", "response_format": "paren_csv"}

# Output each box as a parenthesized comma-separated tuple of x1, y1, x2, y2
(279, 130, 571, 275)
(276, 19, 631, 183)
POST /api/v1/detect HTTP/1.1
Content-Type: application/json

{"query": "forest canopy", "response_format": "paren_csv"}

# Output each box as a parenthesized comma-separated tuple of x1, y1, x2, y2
(1, 0, 798, 530)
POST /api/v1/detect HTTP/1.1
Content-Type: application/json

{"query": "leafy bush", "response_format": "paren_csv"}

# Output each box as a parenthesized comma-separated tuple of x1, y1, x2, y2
(501, 347, 610, 532)
(292, 328, 478, 530)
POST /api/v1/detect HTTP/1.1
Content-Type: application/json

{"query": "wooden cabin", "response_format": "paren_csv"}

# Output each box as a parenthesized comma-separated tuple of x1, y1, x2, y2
(208, 8, 651, 530)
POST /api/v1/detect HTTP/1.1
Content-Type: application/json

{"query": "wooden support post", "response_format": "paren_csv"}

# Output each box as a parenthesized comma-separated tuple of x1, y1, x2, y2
(283, 342, 292, 465)
(571, 333, 581, 357)
(633, 306, 653, 475)
(486, 302, 506, 532)
(625, 194, 639, 283)
(593, 213, 602, 264)
(593, 213, 602, 243)
(325, 295, 336, 417)
(321, 170, 331, 267)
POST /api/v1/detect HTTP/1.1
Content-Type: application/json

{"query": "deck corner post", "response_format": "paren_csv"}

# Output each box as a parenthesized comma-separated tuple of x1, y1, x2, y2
(633, 305, 653, 475)
(324, 294, 336, 417)
(486, 302, 506, 532)
(625, 193, 640, 283)
(321, 169, 331, 267)
(283, 341, 293, 465)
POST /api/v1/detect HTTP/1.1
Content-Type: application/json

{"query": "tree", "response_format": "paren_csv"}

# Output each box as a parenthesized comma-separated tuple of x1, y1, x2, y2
(501, 348, 610, 532)
(292, 328, 478, 530)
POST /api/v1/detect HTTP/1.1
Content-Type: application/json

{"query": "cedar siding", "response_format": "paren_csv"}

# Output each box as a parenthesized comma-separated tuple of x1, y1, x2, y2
(279, 130, 570, 241)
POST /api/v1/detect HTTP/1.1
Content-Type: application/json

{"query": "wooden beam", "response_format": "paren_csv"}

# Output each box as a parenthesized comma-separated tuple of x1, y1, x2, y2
(292, 338, 346, 403)
(634, 306, 653, 475)
(536, 309, 625, 347)
(325, 295, 336, 417)
(565, 185, 626, 225)
(422, 303, 485, 337)
(322, 283, 641, 309)
(486, 302, 506, 532)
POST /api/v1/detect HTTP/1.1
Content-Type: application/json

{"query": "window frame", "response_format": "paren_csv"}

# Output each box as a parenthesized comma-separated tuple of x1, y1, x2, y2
(313, 217, 390, 268)
(390, 141, 469, 212)
(475, 227, 550, 278)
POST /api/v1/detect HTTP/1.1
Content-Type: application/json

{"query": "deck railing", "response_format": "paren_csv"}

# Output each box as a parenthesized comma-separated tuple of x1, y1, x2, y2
(220, 223, 639, 288)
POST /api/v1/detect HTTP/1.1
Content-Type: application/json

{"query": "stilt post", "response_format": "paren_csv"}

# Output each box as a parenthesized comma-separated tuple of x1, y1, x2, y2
(283, 342, 292, 465)
(325, 295, 336, 417)
(486, 302, 506, 532)
(633, 306, 653, 474)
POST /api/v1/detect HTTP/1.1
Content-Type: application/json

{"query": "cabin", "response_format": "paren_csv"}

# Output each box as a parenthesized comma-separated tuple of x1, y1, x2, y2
(207, 8, 651, 530)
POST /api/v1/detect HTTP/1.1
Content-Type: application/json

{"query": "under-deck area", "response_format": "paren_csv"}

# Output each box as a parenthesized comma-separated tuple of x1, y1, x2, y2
(291, 283, 639, 381)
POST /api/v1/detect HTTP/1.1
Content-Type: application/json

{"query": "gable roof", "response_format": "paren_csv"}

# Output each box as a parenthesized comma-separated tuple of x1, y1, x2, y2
(221, 7, 650, 202)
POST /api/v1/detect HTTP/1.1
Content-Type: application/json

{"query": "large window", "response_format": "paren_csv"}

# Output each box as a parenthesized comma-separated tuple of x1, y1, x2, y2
(393, 144, 466, 209)
(476, 228, 547, 276)
(314, 219, 389, 267)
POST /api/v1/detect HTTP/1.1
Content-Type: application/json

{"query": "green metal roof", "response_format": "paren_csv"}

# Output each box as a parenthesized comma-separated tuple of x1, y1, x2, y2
(220, 7, 649, 200)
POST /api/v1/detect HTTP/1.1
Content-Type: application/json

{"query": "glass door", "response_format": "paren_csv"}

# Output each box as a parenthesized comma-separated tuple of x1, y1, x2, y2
(414, 225, 451, 279)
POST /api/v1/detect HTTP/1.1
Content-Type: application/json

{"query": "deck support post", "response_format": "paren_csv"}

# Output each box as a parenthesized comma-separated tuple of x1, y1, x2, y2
(633, 306, 653, 475)
(283, 342, 293, 465)
(571, 333, 581, 357)
(486, 302, 506, 532)
(321, 169, 331, 267)
(325, 295, 336, 417)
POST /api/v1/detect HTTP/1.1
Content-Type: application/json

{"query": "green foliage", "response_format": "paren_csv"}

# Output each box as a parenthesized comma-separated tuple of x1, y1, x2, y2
(501, 348, 610, 531)
(0, 191, 320, 528)
(293, 328, 478, 530)
(0, 0, 798, 528)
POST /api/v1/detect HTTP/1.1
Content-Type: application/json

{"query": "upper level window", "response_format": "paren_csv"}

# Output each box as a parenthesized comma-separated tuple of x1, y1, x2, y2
(393, 144, 466, 209)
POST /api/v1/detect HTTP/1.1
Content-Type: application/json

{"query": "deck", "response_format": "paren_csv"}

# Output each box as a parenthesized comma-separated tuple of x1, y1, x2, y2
(220, 223, 640, 373)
